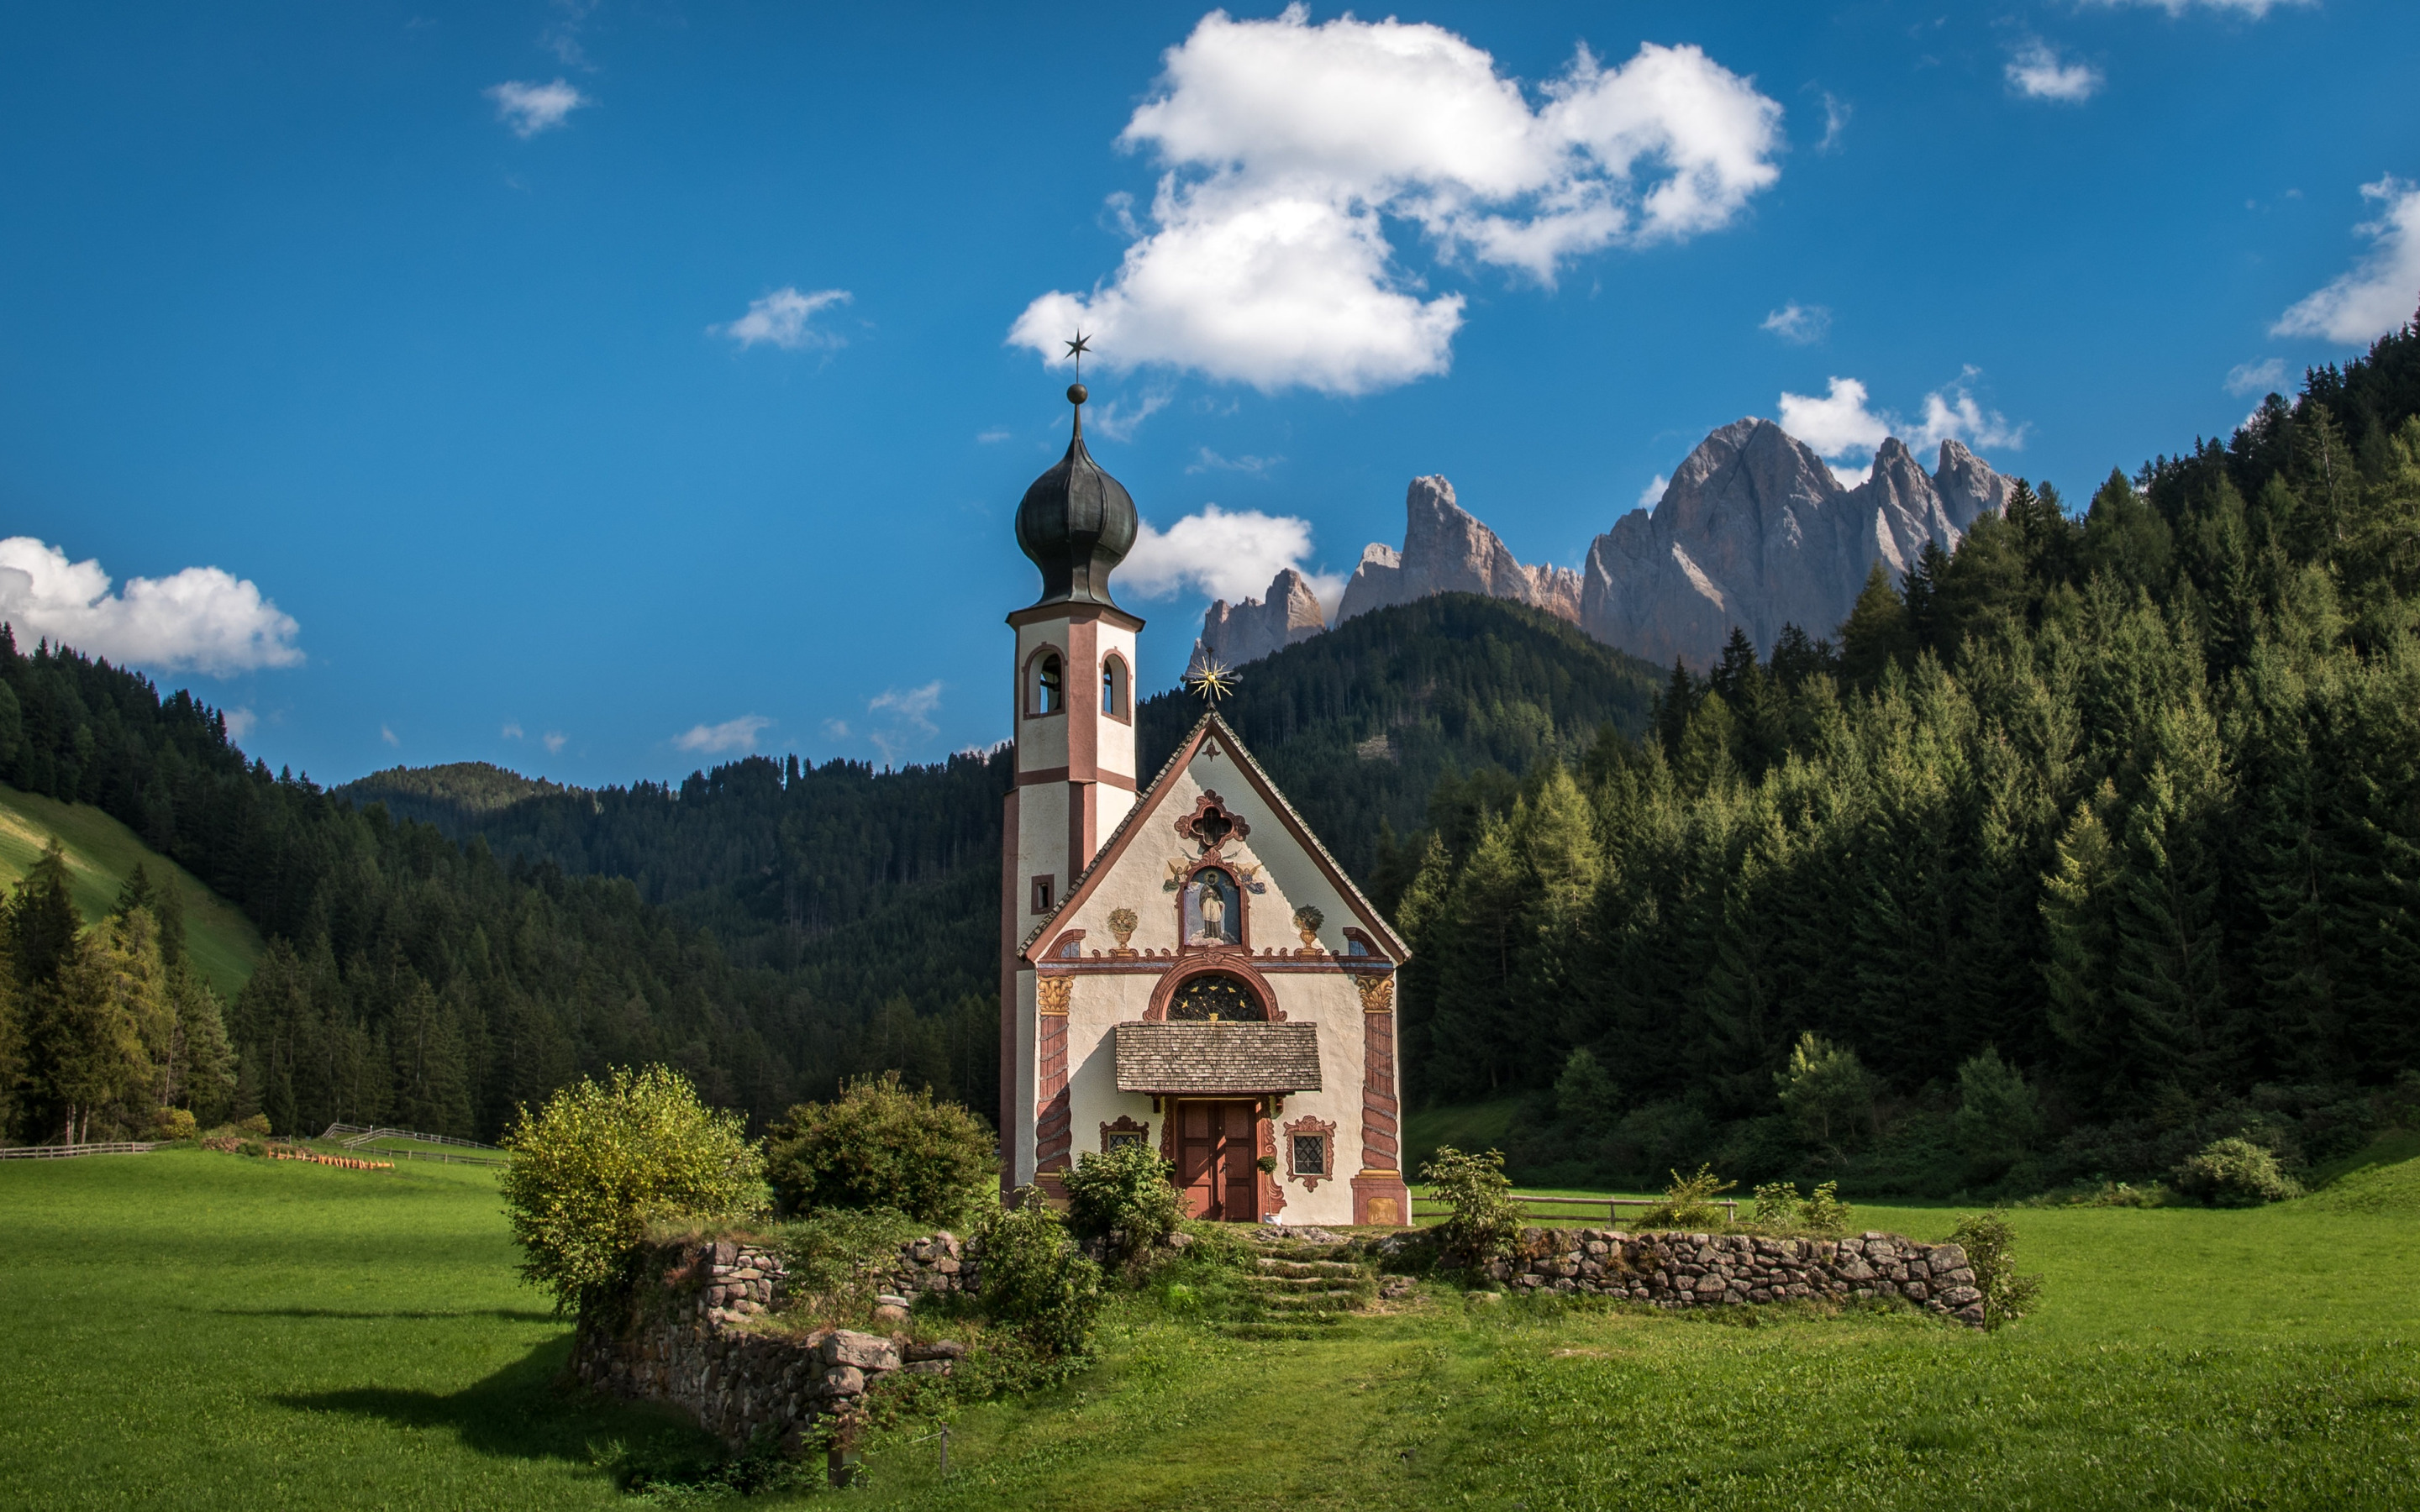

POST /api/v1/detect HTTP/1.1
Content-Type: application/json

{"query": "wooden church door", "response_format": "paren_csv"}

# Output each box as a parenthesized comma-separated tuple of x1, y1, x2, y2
(1176, 1100, 1260, 1221)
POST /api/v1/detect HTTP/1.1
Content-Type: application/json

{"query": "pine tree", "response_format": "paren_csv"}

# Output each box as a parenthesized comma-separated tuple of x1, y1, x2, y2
(1838, 562, 1915, 684)
(2041, 785, 2122, 1105)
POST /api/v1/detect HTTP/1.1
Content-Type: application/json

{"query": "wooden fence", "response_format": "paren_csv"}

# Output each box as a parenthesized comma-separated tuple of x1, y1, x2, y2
(322, 1123, 504, 1153)
(0, 1141, 166, 1160)
(1411, 1192, 1740, 1224)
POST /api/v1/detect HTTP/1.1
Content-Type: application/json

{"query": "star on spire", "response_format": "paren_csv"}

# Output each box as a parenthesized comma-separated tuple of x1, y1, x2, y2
(1185, 659, 1240, 706)
(1064, 331, 1092, 379)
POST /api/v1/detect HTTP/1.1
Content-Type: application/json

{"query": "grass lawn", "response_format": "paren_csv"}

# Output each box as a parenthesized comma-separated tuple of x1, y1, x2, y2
(0, 782, 264, 1000)
(0, 1146, 711, 1510)
(4, 1143, 2417, 1509)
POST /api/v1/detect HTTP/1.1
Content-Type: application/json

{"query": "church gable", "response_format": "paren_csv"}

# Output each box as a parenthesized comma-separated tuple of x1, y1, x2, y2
(1023, 712, 1407, 969)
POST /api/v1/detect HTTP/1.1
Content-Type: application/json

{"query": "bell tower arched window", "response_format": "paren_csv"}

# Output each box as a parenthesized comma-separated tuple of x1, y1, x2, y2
(1028, 650, 1064, 717)
(1102, 653, 1129, 720)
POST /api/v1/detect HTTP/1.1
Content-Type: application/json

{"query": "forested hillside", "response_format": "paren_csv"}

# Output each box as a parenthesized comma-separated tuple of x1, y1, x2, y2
(1399, 311, 2420, 1194)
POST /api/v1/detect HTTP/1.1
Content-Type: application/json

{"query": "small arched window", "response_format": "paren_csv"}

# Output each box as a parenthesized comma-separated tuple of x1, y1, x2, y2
(1032, 652, 1063, 716)
(1169, 971, 1266, 1021)
(1102, 654, 1128, 719)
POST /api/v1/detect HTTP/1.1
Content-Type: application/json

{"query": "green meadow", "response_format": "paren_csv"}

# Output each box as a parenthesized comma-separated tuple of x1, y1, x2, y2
(0, 782, 263, 1001)
(4, 1145, 2417, 1509)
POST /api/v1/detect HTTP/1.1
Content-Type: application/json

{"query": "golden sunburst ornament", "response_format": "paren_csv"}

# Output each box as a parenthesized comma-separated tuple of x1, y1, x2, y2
(1185, 659, 1241, 705)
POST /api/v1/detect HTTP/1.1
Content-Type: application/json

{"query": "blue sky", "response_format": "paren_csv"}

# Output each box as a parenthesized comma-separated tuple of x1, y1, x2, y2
(3, 0, 2415, 785)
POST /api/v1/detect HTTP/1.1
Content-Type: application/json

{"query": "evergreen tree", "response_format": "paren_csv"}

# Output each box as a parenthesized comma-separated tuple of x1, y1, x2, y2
(1837, 562, 1915, 684)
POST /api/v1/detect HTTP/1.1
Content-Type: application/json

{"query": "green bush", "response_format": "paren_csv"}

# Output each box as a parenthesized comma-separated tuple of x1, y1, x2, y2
(236, 1114, 271, 1137)
(976, 1190, 1102, 1357)
(497, 1065, 764, 1313)
(770, 1205, 932, 1309)
(1419, 1146, 1521, 1269)
(1748, 1179, 1852, 1236)
(764, 1072, 994, 1226)
(152, 1107, 197, 1142)
(2172, 1137, 2304, 1207)
(1060, 1143, 1185, 1267)
(1953, 1047, 2041, 1175)
(1775, 1032, 1875, 1153)
(1949, 1210, 2044, 1330)
(1634, 1164, 1739, 1229)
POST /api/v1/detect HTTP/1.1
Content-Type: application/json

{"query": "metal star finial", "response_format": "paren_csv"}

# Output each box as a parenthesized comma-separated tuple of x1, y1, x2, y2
(1185, 659, 1240, 706)
(1064, 331, 1092, 379)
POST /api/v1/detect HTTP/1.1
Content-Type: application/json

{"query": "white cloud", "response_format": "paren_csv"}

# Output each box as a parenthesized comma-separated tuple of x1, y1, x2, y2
(976, 428, 1013, 444)
(1086, 386, 1171, 442)
(2082, 0, 2311, 14)
(544, 731, 567, 753)
(714, 287, 852, 351)
(676, 714, 771, 754)
(486, 79, 589, 138)
(223, 707, 256, 743)
(0, 537, 302, 675)
(2007, 41, 2102, 102)
(1010, 8, 1782, 395)
(1816, 92, 1849, 154)
(1636, 474, 1670, 509)
(2273, 178, 2420, 344)
(1186, 448, 1283, 475)
(2225, 357, 2286, 396)
(1760, 302, 1829, 344)
(381, 725, 400, 747)
(1777, 370, 2027, 468)
(1121, 502, 1344, 610)
(866, 681, 943, 764)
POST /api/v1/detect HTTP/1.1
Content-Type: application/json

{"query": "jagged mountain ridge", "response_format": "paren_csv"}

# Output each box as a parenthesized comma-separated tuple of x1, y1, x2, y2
(1195, 419, 2015, 671)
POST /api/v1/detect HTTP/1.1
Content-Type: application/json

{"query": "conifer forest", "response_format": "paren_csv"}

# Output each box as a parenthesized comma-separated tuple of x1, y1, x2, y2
(4, 314, 2419, 1197)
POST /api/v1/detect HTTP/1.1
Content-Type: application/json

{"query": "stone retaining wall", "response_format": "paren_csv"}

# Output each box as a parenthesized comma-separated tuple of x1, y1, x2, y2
(1486, 1227, 1986, 1326)
(571, 1236, 971, 1451)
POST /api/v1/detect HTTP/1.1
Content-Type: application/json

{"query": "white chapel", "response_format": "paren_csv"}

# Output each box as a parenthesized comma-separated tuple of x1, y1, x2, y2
(997, 375, 1413, 1228)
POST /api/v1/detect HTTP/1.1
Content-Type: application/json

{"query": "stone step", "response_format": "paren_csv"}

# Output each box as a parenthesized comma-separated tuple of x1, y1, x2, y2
(1255, 1258, 1364, 1277)
(1257, 1289, 1365, 1311)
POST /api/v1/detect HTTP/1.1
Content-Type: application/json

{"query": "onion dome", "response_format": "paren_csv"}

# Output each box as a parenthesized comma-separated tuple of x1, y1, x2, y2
(1016, 382, 1136, 610)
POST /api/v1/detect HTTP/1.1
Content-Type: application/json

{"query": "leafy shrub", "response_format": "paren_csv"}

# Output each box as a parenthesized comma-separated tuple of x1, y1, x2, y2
(2172, 1137, 2303, 1206)
(1749, 1179, 1852, 1236)
(237, 1114, 271, 1137)
(1774, 1032, 1875, 1152)
(498, 1064, 764, 1313)
(765, 1072, 994, 1226)
(770, 1205, 932, 1312)
(1420, 1146, 1521, 1268)
(1634, 1164, 1738, 1229)
(1953, 1047, 2041, 1175)
(1060, 1143, 1185, 1267)
(1554, 1047, 1618, 1141)
(152, 1107, 197, 1142)
(236, 1138, 266, 1158)
(1949, 1210, 2044, 1330)
(976, 1190, 1102, 1357)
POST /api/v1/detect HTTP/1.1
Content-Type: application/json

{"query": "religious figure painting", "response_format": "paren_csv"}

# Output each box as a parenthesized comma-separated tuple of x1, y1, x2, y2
(1182, 868, 1239, 943)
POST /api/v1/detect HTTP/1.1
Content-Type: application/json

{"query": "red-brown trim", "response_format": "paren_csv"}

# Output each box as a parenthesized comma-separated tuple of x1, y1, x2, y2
(1144, 952, 1285, 1022)
(1100, 1115, 1149, 1152)
(1173, 790, 1251, 851)
(1257, 1102, 1284, 1219)
(1006, 601, 1146, 633)
(1022, 642, 1067, 721)
(1035, 984, 1071, 1175)
(1101, 651, 1133, 724)
(1356, 977, 1404, 1227)
(1018, 766, 1136, 791)
(1283, 1114, 1339, 1191)
(1066, 619, 1099, 784)
(1018, 712, 1410, 966)
(998, 788, 1021, 1200)
(1351, 1172, 1408, 1227)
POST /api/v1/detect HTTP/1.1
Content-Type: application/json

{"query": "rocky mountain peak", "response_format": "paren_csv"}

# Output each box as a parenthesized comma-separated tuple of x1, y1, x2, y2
(1337, 475, 1581, 627)
(1193, 566, 1330, 669)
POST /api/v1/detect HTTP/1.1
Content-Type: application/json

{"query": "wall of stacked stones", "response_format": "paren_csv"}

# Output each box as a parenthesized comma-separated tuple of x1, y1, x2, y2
(571, 1234, 976, 1452)
(1486, 1227, 1987, 1327)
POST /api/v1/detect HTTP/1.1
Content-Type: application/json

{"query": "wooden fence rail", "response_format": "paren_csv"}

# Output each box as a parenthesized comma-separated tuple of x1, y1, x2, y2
(321, 1123, 504, 1153)
(1410, 1192, 1740, 1223)
(0, 1141, 166, 1160)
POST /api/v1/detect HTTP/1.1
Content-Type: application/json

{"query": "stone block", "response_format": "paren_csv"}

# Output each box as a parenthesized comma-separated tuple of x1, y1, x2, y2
(1936, 1285, 1982, 1308)
(822, 1330, 900, 1371)
(818, 1366, 865, 1396)
(1929, 1243, 1968, 1269)
(903, 1359, 953, 1376)
(1954, 1303, 1986, 1328)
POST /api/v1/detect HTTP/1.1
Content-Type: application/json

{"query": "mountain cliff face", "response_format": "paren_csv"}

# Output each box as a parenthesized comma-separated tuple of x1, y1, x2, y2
(1193, 566, 1329, 668)
(1337, 475, 1583, 626)
(1582, 423, 2014, 668)
(1193, 423, 2015, 672)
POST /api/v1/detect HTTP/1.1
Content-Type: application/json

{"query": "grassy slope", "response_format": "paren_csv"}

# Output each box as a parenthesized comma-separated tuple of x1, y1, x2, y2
(1402, 1098, 1523, 1177)
(4, 1146, 2417, 1509)
(0, 1148, 706, 1512)
(0, 783, 264, 1000)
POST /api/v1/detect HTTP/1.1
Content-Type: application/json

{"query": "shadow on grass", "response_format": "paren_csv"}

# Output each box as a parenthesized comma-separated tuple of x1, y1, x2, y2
(218, 1306, 560, 1322)
(275, 1333, 722, 1473)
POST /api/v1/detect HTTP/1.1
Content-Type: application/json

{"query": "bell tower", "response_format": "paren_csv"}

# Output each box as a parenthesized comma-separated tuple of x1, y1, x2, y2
(1001, 354, 1143, 1194)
